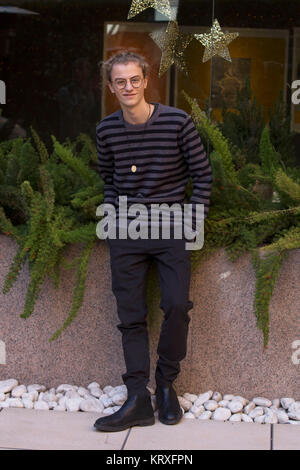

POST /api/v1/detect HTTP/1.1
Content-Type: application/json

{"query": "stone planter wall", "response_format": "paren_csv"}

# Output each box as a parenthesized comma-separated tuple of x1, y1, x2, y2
(0, 234, 299, 399)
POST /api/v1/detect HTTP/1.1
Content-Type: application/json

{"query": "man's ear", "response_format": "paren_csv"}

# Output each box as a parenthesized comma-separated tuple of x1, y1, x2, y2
(143, 76, 148, 89)
(107, 81, 114, 93)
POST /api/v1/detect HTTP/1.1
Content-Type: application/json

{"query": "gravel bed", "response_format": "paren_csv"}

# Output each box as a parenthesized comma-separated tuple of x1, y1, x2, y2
(0, 379, 299, 424)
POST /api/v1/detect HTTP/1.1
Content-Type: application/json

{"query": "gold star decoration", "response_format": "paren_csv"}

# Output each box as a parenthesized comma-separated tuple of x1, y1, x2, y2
(150, 20, 194, 77)
(194, 19, 239, 63)
(127, 0, 173, 20)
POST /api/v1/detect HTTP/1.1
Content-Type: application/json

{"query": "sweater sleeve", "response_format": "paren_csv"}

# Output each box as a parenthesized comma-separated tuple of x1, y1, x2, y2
(178, 115, 213, 232)
(96, 126, 118, 209)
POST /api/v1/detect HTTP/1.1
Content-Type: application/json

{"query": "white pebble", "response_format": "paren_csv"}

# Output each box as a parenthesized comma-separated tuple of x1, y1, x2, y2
(102, 406, 115, 415)
(77, 387, 89, 397)
(58, 396, 67, 407)
(212, 392, 222, 402)
(6, 398, 24, 408)
(65, 390, 81, 399)
(254, 415, 265, 424)
(0, 392, 5, 402)
(89, 387, 103, 398)
(275, 409, 289, 424)
(0, 379, 18, 394)
(241, 413, 253, 423)
(183, 412, 195, 419)
(22, 398, 34, 409)
(264, 412, 278, 424)
(227, 399, 244, 413)
(249, 407, 264, 419)
(42, 392, 57, 403)
(198, 410, 212, 420)
(288, 410, 300, 421)
(56, 384, 76, 393)
(253, 397, 272, 407)
(178, 396, 193, 411)
(87, 382, 100, 390)
(229, 413, 242, 422)
(53, 405, 66, 411)
(194, 391, 213, 407)
(182, 393, 198, 403)
(212, 407, 231, 421)
(233, 396, 248, 407)
(280, 398, 295, 410)
(223, 394, 234, 401)
(107, 388, 119, 398)
(218, 400, 229, 407)
(79, 399, 104, 413)
(65, 397, 82, 412)
(11, 385, 27, 398)
(244, 401, 256, 414)
(34, 400, 49, 410)
(99, 393, 114, 408)
(288, 401, 300, 413)
(0, 401, 9, 408)
(204, 400, 218, 411)
(111, 393, 126, 406)
(22, 391, 38, 402)
(103, 385, 114, 394)
(190, 404, 205, 418)
(287, 402, 300, 420)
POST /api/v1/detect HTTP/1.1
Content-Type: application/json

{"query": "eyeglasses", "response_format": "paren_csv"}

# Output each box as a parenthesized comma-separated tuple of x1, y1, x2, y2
(113, 76, 143, 90)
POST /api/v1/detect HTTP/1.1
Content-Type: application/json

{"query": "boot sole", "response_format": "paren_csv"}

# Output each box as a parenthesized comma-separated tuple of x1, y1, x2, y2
(94, 415, 155, 432)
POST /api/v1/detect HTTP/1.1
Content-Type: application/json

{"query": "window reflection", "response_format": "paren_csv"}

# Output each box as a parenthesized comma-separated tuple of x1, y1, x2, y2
(0, 0, 298, 163)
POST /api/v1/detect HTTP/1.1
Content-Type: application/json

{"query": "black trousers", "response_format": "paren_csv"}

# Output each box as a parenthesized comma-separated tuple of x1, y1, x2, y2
(107, 236, 194, 396)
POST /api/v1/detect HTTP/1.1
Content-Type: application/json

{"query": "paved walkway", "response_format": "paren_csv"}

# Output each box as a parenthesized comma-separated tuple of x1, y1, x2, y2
(0, 408, 299, 450)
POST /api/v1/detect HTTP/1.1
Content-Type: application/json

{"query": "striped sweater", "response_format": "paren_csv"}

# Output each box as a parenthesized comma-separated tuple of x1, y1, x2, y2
(96, 102, 213, 236)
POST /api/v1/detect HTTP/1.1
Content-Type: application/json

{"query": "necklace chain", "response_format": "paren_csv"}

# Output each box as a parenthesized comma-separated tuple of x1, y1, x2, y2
(122, 103, 152, 173)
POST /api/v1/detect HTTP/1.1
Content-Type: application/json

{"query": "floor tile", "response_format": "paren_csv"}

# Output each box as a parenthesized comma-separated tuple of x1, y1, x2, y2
(0, 409, 127, 450)
(273, 423, 300, 450)
(125, 417, 271, 450)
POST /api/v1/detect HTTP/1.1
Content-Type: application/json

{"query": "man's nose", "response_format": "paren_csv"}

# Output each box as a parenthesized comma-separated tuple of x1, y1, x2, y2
(124, 80, 134, 91)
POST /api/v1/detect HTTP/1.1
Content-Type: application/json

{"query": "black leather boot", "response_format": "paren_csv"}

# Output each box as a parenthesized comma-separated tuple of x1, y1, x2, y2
(94, 391, 155, 432)
(155, 383, 183, 425)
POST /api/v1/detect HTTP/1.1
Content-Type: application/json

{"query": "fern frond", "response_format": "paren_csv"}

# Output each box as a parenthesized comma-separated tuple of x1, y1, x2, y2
(49, 239, 95, 341)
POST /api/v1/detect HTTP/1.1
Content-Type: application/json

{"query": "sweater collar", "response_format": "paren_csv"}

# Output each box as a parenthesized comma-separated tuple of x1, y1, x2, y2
(118, 102, 160, 130)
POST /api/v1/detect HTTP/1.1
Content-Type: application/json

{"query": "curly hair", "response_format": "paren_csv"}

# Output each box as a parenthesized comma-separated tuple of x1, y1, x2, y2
(99, 50, 150, 84)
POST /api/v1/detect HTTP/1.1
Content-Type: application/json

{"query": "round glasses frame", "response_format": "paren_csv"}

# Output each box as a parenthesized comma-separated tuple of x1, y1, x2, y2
(112, 76, 144, 90)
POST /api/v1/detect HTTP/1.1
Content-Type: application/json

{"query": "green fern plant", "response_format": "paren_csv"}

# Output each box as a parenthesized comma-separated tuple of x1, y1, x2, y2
(0, 128, 102, 341)
(181, 90, 300, 348)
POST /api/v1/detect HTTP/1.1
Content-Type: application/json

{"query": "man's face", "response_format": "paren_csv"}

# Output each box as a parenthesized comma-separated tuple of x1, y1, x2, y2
(108, 62, 148, 108)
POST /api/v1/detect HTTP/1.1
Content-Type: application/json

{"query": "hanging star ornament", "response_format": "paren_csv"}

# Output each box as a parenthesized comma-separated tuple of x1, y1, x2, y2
(150, 20, 194, 77)
(127, 0, 173, 20)
(194, 19, 239, 62)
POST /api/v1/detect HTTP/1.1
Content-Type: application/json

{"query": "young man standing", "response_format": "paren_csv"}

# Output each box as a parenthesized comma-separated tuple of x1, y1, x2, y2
(94, 51, 213, 432)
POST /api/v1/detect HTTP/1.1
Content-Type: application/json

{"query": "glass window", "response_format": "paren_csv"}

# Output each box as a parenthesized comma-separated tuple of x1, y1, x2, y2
(0, 0, 299, 163)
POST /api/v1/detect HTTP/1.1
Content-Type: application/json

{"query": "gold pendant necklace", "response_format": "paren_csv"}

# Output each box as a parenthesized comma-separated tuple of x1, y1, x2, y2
(127, 104, 151, 173)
